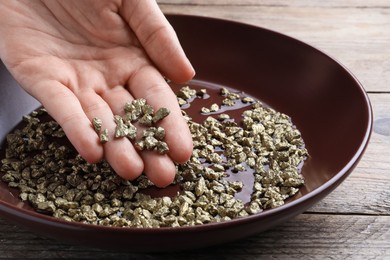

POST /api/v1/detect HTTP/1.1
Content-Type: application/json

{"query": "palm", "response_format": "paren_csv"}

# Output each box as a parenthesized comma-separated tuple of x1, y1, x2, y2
(0, 0, 194, 187)
(7, 1, 152, 94)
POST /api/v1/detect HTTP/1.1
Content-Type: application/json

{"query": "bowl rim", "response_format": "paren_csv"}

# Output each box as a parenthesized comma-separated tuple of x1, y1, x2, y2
(0, 14, 373, 235)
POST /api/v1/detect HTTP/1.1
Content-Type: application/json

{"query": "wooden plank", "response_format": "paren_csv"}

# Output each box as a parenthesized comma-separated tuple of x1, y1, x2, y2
(193, 214, 390, 258)
(158, 4, 390, 92)
(0, 214, 388, 258)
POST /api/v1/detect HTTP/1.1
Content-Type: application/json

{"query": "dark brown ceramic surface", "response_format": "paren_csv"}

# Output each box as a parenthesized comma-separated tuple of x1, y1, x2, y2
(0, 15, 372, 252)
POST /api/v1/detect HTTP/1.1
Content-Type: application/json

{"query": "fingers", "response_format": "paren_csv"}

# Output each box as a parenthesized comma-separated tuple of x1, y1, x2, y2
(100, 84, 180, 187)
(32, 78, 185, 188)
(27, 80, 103, 163)
(29, 79, 145, 180)
(119, 0, 195, 83)
(76, 88, 144, 180)
(128, 65, 193, 162)
(125, 65, 193, 187)
(142, 151, 176, 188)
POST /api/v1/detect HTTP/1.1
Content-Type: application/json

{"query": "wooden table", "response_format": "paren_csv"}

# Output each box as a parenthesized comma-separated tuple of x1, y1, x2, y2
(1, 1, 389, 258)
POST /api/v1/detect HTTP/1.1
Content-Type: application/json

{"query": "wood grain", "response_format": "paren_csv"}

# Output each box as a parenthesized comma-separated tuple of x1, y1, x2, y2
(0, 214, 388, 259)
(159, 2, 390, 93)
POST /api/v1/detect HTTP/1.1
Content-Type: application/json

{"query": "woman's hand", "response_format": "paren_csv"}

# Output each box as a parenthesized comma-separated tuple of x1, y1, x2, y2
(0, 0, 195, 187)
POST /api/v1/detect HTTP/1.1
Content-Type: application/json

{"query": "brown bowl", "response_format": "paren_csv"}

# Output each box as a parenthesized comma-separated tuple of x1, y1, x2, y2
(0, 15, 372, 252)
